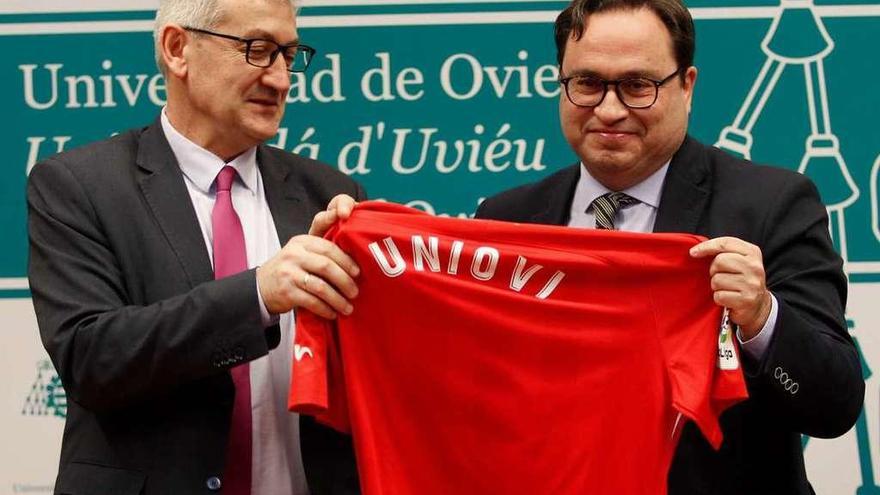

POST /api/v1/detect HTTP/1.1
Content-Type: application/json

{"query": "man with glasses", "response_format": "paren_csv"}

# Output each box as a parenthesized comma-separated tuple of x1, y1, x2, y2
(471, 0, 865, 493)
(27, 0, 360, 494)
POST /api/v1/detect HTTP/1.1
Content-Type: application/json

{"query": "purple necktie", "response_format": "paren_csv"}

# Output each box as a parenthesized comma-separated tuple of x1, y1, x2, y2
(212, 166, 251, 494)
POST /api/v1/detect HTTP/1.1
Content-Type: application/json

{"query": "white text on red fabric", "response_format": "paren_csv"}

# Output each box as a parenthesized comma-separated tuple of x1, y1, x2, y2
(367, 235, 566, 299)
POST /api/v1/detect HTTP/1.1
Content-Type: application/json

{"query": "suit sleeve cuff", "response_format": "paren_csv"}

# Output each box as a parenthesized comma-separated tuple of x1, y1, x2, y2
(736, 293, 778, 360)
(256, 273, 280, 328)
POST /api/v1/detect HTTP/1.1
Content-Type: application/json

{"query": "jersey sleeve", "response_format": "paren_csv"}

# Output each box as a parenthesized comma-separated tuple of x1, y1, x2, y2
(653, 263, 749, 450)
(288, 310, 351, 433)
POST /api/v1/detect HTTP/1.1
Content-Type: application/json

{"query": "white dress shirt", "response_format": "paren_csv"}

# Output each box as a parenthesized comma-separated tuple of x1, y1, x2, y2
(161, 110, 308, 494)
(567, 162, 778, 360)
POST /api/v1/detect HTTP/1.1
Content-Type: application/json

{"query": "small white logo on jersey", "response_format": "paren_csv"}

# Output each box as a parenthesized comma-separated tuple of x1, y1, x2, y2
(294, 345, 313, 362)
(717, 309, 740, 371)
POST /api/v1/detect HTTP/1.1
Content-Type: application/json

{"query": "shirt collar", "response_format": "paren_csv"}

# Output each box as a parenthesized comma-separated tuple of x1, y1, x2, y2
(160, 108, 259, 195)
(576, 160, 670, 209)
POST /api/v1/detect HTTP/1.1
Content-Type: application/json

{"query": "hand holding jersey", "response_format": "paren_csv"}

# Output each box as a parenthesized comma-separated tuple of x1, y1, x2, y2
(257, 194, 361, 320)
(690, 237, 773, 339)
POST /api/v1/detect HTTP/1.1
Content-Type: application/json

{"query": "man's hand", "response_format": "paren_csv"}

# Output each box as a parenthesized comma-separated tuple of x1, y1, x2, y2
(690, 236, 773, 340)
(257, 194, 361, 319)
(310, 194, 358, 236)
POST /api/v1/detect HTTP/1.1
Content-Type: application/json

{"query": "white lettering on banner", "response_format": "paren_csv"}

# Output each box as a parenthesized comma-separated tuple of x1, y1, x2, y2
(289, 54, 346, 103)
(20, 61, 165, 110)
(391, 123, 546, 174)
(269, 128, 289, 149)
(65, 74, 99, 108)
(533, 65, 561, 98)
(367, 236, 566, 299)
(25, 136, 72, 175)
(338, 124, 380, 175)
(285, 127, 322, 160)
(441, 53, 482, 100)
(439, 50, 560, 101)
(20, 63, 61, 110)
(360, 52, 425, 102)
(148, 72, 166, 106)
(272, 124, 545, 177)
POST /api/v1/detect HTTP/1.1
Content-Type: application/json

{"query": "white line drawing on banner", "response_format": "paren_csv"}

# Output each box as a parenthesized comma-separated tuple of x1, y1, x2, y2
(718, 3, 880, 489)
(872, 153, 880, 243)
(0, 0, 564, 14)
(21, 359, 66, 419)
(0, 278, 28, 290)
(2, 0, 879, 18)
(303, 0, 562, 5)
(847, 262, 880, 273)
(2, 5, 880, 35)
(0, 0, 156, 14)
(714, 0, 871, 273)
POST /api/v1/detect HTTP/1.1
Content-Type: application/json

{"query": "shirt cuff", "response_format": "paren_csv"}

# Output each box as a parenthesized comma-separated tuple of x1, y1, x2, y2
(257, 275, 280, 328)
(736, 293, 778, 360)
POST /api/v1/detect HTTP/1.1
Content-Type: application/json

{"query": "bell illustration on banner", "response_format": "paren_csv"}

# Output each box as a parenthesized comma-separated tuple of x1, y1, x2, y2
(716, 0, 831, 159)
(714, 0, 858, 258)
(718, 4, 877, 492)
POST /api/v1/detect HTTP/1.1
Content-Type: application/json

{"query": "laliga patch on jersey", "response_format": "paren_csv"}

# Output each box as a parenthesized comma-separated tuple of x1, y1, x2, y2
(717, 308, 740, 371)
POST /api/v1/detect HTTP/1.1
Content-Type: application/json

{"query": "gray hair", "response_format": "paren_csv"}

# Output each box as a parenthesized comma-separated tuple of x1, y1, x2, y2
(154, 0, 298, 75)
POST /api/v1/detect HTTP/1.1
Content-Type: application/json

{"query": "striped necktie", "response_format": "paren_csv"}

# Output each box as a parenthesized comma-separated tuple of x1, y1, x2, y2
(591, 192, 638, 230)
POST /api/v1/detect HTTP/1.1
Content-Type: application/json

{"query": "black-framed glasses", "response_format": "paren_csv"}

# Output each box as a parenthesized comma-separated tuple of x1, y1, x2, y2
(559, 68, 683, 109)
(184, 27, 316, 73)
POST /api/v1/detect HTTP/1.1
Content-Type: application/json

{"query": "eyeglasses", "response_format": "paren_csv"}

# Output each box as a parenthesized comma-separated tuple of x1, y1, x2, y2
(559, 68, 683, 109)
(184, 27, 316, 73)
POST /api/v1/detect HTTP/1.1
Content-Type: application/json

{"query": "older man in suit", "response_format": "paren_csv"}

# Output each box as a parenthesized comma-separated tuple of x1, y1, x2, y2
(27, 0, 359, 493)
(474, 0, 864, 493)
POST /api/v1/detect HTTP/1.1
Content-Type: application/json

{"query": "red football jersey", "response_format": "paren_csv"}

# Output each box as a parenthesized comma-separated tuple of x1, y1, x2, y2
(289, 201, 747, 495)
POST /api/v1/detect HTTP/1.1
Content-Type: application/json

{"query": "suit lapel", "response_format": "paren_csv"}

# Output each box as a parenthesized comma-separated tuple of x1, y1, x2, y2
(653, 136, 711, 235)
(258, 146, 311, 244)
(136, 119, 214, 287)
(531, 164, 581, 226)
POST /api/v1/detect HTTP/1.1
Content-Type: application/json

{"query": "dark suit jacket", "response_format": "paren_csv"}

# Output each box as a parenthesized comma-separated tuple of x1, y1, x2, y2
(475, 136, 864, 495)
(27, 119, 362, 495)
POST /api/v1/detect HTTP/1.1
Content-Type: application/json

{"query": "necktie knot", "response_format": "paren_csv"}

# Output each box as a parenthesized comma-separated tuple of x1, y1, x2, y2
(591, 192, 638, 230)
(211, 165, 246, 279)
(215, 166, 237, 193)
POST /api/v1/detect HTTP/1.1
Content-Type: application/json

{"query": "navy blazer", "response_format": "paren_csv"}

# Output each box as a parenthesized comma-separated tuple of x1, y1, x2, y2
(475, 135, 864, 495)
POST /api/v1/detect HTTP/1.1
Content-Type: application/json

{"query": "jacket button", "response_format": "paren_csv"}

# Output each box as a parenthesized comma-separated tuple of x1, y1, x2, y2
(206, 476, 222, 491)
